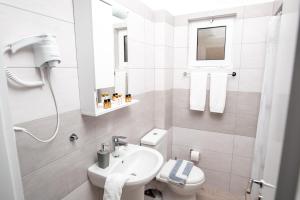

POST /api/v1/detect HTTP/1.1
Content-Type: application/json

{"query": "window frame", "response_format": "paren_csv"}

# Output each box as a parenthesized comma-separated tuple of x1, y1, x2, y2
(188, 17, 234, 68)
(116, 29, 128, 69)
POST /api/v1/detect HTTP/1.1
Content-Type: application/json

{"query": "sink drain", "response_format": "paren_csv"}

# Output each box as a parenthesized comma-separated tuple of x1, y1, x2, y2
(130, 173, 137, 176)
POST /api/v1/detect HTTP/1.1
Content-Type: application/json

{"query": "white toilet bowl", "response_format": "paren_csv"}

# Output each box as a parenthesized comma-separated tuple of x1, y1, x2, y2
(156, 159, 205, 200)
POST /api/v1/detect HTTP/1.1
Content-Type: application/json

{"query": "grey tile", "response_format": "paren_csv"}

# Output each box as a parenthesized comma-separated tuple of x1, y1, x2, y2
(202, 168, 231, 192)
(22, 138, 101, 200)
(233, 136, 255, 158)
(173, 108, 236, 134)
(172, 89, 238, 114)
(155, 90, 173, 129)
(235, 114, 258, 137)
(16, 110, 98, 176)
(198, 150, 233, 173)
(231, 156, 252, 177)
(172, 89, 190, 109)
(229, 175, 249, 196)
(62, 181, 100, 200)
(236, 92, 261, 116)
(197, 186, 241, 200)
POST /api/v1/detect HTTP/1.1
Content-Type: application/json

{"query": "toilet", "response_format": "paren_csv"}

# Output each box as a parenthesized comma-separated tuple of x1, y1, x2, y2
(141, 129, 205, 200)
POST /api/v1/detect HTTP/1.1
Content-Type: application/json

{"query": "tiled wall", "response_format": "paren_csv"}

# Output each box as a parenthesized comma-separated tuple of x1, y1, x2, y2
(1, 0, 157, 199)
(1, 0, 277, 199)
(172, 127, 255, 195)
(153, 10, 174, 130)
(170, 2, 278, 197)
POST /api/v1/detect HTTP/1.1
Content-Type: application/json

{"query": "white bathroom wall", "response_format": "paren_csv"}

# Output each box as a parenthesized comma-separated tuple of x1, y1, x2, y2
(0, 0, 157, 199)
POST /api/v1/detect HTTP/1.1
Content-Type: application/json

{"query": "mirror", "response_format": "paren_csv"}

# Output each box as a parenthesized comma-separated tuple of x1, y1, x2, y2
(113, 16, 128, 70)
(196, 26, 226, 60)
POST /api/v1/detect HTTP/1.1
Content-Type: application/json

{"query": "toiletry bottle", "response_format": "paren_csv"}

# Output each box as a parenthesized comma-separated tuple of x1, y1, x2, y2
(112, 93, 118, 101)
(97, 144, 110, 169)
(103, 99, 108, 109)
(126, 94, 132, 102)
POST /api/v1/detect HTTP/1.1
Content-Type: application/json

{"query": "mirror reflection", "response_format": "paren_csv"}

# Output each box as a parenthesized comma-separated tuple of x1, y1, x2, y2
(113, 16, 128, 70)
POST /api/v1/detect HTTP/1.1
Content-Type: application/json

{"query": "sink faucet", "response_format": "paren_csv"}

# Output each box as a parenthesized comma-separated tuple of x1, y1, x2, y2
(112, 136, 128, 157)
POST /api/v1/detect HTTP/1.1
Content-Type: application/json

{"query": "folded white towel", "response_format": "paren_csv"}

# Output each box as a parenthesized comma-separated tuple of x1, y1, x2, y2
(115, 71, 127, 95)
(103, 173, 130, 200)
(190, 71, 208, 111)
(209, 72, 228, 113)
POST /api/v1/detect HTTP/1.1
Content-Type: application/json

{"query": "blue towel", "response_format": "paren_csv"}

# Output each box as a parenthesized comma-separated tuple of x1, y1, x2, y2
(168, 160, 194, 185)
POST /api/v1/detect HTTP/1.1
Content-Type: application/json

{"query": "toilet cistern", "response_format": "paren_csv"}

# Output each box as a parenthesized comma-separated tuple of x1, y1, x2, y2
(112, 136, 128, 157)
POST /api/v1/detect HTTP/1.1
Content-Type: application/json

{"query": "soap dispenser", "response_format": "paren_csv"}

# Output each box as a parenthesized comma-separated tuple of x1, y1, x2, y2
(97, 143, 110, 169)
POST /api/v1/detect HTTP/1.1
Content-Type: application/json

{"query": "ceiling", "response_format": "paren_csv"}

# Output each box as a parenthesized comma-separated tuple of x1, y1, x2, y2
(139, 0, 275, 16)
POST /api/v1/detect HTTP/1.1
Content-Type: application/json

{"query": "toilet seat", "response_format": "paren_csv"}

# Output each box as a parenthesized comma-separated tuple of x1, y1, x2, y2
(156, 159, 205, 185)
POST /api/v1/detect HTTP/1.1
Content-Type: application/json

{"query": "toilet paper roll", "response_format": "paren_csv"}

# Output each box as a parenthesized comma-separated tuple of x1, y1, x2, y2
(190, 150, 200, 162)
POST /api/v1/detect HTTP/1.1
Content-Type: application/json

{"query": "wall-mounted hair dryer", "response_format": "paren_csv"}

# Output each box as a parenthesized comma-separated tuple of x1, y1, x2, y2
(4, 34, 61, 87)
(3, 34, 61, 143)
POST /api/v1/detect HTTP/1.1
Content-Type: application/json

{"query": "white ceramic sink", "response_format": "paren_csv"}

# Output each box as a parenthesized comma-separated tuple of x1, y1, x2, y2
(88, 144, 163, 199)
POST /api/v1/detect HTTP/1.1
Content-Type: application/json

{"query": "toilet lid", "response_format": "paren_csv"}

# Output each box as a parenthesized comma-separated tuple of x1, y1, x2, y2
(157, 159, 205, 185)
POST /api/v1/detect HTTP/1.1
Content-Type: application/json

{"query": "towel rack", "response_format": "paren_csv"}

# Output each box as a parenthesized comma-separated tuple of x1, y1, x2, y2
(183, 71, 237, 77)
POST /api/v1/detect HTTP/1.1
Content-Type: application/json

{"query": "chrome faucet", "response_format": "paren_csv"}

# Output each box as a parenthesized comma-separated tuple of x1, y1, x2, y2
(112, 136, 128, 157)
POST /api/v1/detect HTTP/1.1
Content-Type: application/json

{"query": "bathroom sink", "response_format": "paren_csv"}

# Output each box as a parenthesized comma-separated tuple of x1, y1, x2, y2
(88, 144, 164, 189)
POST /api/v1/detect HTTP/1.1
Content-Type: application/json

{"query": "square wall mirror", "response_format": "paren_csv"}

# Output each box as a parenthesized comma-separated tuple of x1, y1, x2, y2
(188, 17, 234, 68)
(197, 26, 226, 60)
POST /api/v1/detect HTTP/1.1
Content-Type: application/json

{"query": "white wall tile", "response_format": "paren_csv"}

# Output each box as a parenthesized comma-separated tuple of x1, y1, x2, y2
(155, 68, 173, 91)
(128, 12, 145, 43)
(241, 43, 266, 68)
(155, 22, 174, 47)
(172, 127, 234, 154)
(232, 44, 242, 69)
(8, 68, 80, 124)
(144, 69, 155, 92)
(0, 0, 74, 22)
(173, 69, 190, 89)
(174, 25, 188, 47)
(128, 68, 145, 95)
(238, 68, 264, 92)
(128, 40, 145, 67)
(173, 47, 188, 68)
(155, 46, 173, 67)
(232, 19, 243, 44)
(233, 135, 255, 157)
(243, 2, 274, 18)
(227, 71, 239, 91)
(0, 5, 77, 68)
(144, 19, 154, 45)
(144, 44, 155, 68)
(242, 16, 269, 43)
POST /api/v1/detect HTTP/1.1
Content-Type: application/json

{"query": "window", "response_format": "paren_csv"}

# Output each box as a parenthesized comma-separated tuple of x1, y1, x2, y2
(188, 17, 233, 68)
(123, 35, 128, 62)
(197, 26, 226, 60)
(115, 29, 128, 69)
